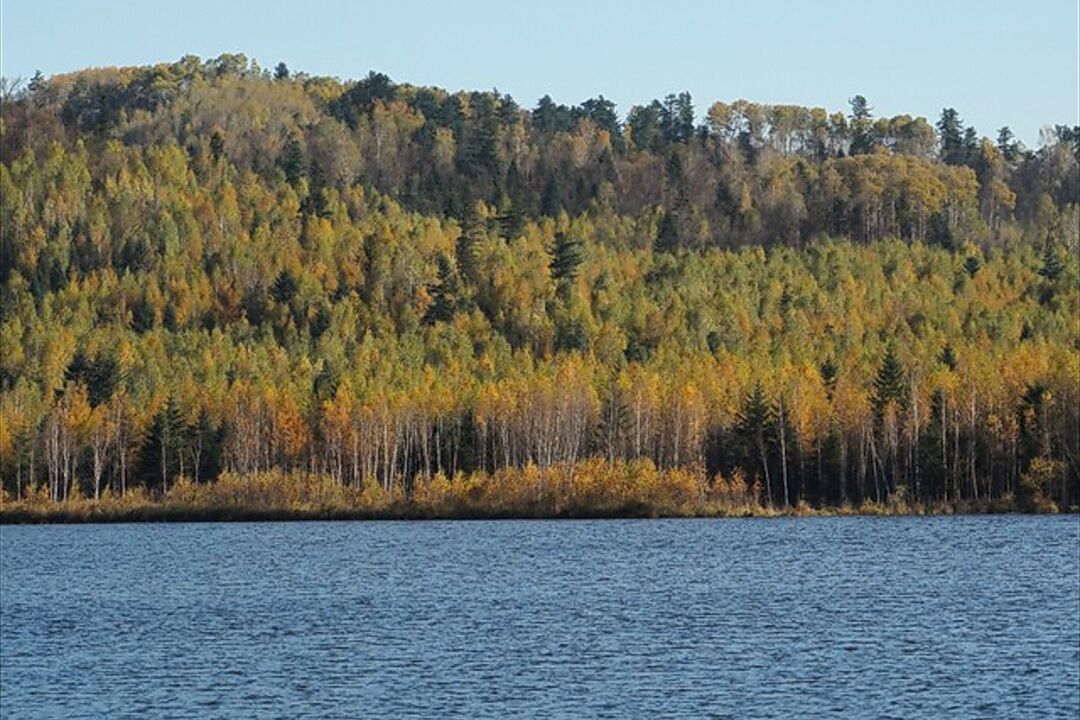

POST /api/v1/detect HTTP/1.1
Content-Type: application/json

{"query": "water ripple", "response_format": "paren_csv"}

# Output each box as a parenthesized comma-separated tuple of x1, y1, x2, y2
(1, 516, 1078, 719)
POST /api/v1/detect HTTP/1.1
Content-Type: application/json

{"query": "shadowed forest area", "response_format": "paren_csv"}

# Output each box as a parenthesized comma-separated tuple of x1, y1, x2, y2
(1, 55, 1077, 519)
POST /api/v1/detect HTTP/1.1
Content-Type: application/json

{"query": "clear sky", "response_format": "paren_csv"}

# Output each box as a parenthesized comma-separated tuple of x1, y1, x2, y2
(2, 0, 1077, 146)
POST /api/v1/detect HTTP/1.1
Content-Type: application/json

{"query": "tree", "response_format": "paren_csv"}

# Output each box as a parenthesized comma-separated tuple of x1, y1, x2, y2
(190, 407, 222, 484)
(65, 350, 122, 408)
(963, 254, 981, 278)
(654, 211, 680, 254)
(272, 269, 299, 304)
(2, 58, 1078, 515)
(937, 108, 965, 165)
(456, 209, 484, 284)
(873, 347, 906, 421)
(580, 96, 622, 147)
(872, 346, 906, 499)
(849, 95, 874, 155)
(550, 233, 583, 289)
(274, 62, 290, 81)
(424, 254, 461, 324)
(279, 134, 306, 186)
(736, 381, 775, 505)
(820, 357, 838, 398)
(996, 126, 1018, 162)
(661, 92, 695, 144)
(1038, 242, 1064, 283)
(141, 396, 189, 494)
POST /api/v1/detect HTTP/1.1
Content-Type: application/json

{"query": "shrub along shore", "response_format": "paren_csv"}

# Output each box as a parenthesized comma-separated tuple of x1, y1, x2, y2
(1, 459, 1061, 524)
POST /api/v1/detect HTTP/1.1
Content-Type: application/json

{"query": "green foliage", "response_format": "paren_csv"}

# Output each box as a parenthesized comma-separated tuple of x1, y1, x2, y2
(1039, 243, 1064, 282)
(0, 57, 1077, 513)
(279, 134, 306, 186)
(64, 350, 122, 407)
(550, 233, 583, 287)
(873, 346, 907, 420)
(424, 254, 462, 325)
(272, 269, 299, 304)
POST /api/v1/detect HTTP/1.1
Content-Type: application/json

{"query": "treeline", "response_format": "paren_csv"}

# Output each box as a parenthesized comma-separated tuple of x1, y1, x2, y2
(0, 56, 1077, 514)
(3, 54, 1078, 250)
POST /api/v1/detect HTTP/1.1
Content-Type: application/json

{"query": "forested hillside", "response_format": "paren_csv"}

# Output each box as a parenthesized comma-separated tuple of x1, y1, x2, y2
(1, 54, 1077, 515)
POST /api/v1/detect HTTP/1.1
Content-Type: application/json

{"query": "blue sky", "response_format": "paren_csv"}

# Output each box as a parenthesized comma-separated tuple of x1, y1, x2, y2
(2, 0, 1077, 146)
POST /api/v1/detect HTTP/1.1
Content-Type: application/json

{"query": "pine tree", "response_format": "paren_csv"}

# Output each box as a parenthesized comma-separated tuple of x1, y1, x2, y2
(820, 357, 838, 399)
(140, 396, 190, 494)
(272, 269, 298, 304)
(937, 108, 965, 165)
(654, 211, 679, 254)
(736, 381, 775, 504)
(849, 95, 874, 154)
(279, 134, 306, 186)
(456, 210, 483, 285)
(873, 346, 906, 421)
(996, 126, 1018, 162)
(550, 233, 583, 287)
(964, 255, 981, 277)
(1039, 243, 1064, 283)
(425, 254, 461, 324)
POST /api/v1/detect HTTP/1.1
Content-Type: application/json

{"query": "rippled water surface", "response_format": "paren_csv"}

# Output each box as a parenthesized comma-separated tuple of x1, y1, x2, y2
(2, 517, 1078, 718)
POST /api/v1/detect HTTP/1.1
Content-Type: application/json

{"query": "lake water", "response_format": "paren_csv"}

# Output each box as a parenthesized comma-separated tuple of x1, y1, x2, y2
(1, 517, 1078, 719)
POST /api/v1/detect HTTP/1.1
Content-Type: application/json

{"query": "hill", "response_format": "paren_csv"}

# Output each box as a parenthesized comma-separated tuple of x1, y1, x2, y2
(1, 55, 1077, 514)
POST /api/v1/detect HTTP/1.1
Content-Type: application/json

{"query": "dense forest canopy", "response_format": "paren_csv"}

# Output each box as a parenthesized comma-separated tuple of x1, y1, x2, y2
(0, 54, 1077, 512)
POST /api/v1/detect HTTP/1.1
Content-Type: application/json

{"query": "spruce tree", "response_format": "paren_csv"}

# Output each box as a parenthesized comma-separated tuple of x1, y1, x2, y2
(425, 254, 461, 324)
(654, 211, 679, 254)
(550, 233, 583, 287)
(820, 357, 838, 398)
(736, 381, 776, 503)
(456, 210, 483, 285)
(872, 346, 906, 421)
(1039, 243, 1064, 283)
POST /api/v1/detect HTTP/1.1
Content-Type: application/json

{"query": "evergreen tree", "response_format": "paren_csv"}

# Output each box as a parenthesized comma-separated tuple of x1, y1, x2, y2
(550, 233, 583, 287)
(456, 211, 483, 285)
(209, 130, 225, 162)
(279, 134, 306, 186)
(540, 174, 563, 217)
(964, 254, 981, 277)
(939, 343, 957, 370)
(310, 304, 332, 340)
(849, 95, 874, 154)
(872, 346, 907, 421)
(140, 396, 190, 494)
(654, 211, 680, 254)
(996, 126, 1018, 162)
(272, 269, 299, 304)
(425, 254, 461, 324)
(1039, 243, 1064, 282)
(937, 108, 965, 165)
(820, 357, 838, 398)
(736, 381, 775, 504)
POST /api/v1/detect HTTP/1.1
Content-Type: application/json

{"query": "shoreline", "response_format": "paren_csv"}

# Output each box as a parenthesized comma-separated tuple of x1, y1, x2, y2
(2, 501, 1070, 525)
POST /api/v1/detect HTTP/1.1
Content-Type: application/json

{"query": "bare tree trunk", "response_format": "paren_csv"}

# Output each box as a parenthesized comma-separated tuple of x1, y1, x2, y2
(839, 433, 848, 505)
(777, 397, 789, 507)
(941, 398, 948, 503)
(911, 378, 920, 502)
(969, 391, 978, 501)
(868, 430, 882, 503)
(759, 433, 772, 507)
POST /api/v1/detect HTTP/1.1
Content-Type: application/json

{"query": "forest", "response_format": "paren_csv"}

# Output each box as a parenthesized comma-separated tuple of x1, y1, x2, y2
(0, 54, 1077, 518)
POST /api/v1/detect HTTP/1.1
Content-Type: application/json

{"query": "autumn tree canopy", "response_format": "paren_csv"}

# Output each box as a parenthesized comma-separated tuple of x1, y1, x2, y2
(1, 55, 1077, 512)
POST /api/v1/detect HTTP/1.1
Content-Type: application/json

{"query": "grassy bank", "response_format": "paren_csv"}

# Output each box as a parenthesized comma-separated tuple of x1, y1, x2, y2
(2, 459, 1055, 524)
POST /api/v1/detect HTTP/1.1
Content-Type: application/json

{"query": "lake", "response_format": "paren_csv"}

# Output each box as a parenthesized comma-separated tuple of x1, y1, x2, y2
(1, 517, 1078, 718)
